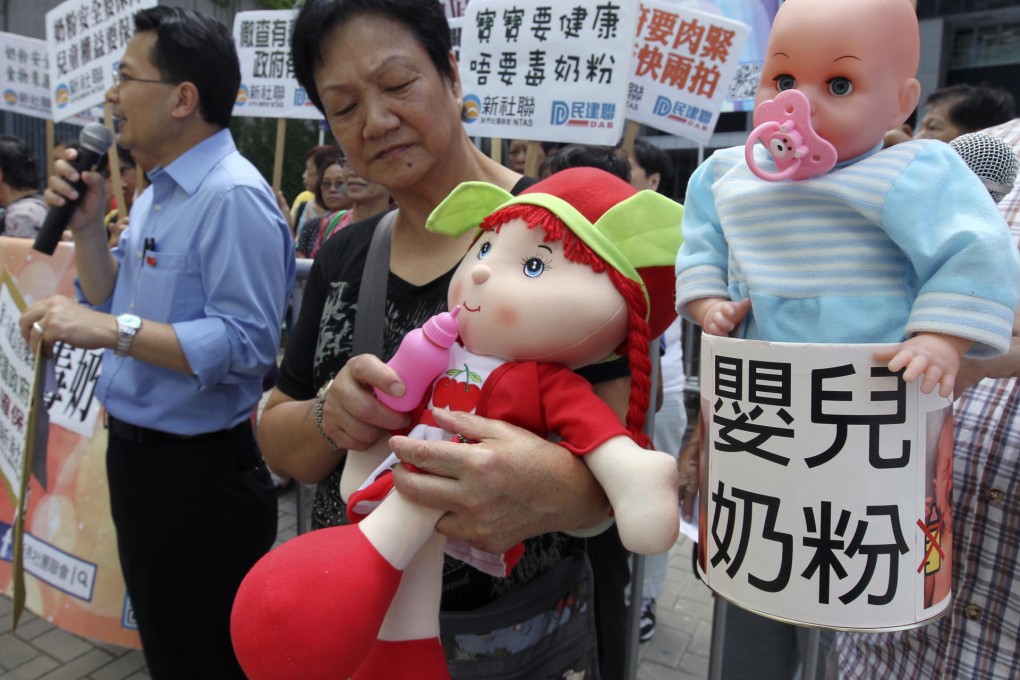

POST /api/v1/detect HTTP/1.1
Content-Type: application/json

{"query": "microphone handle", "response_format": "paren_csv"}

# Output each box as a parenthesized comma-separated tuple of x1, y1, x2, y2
(33, 148, 106, 255)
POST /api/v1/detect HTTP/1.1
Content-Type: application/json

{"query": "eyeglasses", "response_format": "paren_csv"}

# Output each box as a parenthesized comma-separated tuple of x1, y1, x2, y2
(321, 180, 345, 190)
(112, 69, 176, 90)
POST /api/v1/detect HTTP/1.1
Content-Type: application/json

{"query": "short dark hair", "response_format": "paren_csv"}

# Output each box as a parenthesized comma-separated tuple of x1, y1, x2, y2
(926, 84, 1016, 134)
(0, 135, 39, 190)
(292, 0, 453, 115)
(313, 146, 346, 206)
(134, 6, 240, 129)
(631, 139, 672, 192)
(539, 144, 631, 182)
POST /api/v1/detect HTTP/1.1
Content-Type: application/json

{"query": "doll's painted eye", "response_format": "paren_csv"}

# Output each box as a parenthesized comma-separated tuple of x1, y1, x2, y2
(828, 77, 853, 96)
(775, 74, 796, 91)
(477, 241, 492, 259)
(522, 256, 548, 278)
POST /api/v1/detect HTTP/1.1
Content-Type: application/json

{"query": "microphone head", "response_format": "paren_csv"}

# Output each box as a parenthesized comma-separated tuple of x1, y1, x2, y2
(79, 123, 114, 156)
(949, 131, 1019, 204)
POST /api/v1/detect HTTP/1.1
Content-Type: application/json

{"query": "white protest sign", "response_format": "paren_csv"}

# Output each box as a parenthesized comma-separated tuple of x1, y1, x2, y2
(1, 32, 52, 120)
(0, 275, 34, 502)
(626, 0, 749, 143)
(697, 335, 952, 630)
(459, 0, 636, 145)
(232, 10, 323, 121)
(45, 0, 157, 122)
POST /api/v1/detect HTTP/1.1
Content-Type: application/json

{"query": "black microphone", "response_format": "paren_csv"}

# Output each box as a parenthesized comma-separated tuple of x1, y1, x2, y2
(33, 123, 115, 255)
(949, 131, 1019, 205)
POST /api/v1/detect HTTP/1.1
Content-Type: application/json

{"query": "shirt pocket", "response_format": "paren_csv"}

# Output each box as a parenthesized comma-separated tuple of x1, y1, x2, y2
(135, 250, 202, 322)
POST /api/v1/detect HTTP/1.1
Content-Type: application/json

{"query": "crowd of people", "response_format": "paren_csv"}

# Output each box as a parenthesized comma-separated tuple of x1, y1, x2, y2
(5, 0, 1019, 678)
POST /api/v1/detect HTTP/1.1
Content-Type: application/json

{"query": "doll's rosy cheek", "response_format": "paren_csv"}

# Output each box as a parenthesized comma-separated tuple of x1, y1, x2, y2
(494, 303, 519, 328)
(449, 280, 463, 306)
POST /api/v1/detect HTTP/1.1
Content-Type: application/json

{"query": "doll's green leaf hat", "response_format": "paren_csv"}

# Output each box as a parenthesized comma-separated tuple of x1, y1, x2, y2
(427, 166, 685, 339)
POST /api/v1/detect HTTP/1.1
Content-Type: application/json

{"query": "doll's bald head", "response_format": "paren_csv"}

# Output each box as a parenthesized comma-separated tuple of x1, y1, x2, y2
(758, 0, 921, 160)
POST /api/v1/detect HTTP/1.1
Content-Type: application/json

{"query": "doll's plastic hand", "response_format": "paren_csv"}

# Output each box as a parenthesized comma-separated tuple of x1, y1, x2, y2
(677, 426, 701, 523)
(692, 297, 752, 336)
(873, 333, 972, 398)
(389, 409, 608, 555)
(317, 354, 413, 451)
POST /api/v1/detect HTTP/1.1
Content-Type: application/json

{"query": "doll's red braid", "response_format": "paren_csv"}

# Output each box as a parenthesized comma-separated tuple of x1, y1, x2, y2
(481, 204, 654, 448)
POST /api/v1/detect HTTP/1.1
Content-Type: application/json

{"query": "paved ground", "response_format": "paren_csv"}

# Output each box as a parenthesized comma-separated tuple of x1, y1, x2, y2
(0, 484, 714, 680)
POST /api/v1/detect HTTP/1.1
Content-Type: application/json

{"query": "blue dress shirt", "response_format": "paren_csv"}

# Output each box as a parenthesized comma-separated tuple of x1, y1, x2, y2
(78, 129, 296, 434)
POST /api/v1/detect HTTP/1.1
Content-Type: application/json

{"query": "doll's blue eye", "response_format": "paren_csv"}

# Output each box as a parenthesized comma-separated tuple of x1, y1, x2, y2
(828, 77, 853, 96)
(478, 241, 492, 259)
(522, 257, 545, 278)
(775, 74, 796, 91)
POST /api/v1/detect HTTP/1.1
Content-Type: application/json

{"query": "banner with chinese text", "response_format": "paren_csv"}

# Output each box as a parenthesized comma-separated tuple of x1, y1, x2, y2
(697, 334, 952, 630)
(0, 237, 139, 648)
(458, 0, 636, 145)
(231, 10, 323, 120)
(45, 0, 157, 122)
(1, 32, 52, 120)
(627, 0, 749, 143)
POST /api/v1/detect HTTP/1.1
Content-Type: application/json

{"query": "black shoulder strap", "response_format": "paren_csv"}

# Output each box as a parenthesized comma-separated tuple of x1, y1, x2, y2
(351, 209, 398, 357)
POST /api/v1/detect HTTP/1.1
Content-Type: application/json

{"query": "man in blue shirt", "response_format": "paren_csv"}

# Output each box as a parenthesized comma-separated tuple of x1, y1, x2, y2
(21, 7, 295, 679)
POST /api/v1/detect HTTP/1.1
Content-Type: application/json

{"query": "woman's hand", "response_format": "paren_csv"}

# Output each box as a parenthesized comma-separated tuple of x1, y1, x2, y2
(389, 409, 609, 555)
(317, 353, 413, 451)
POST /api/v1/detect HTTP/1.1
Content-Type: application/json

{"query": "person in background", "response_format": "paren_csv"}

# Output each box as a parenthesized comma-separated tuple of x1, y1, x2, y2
(627, 137, 686, 643)
(913, 83, 1015, 143)
(21, 7, 294, 678)
(538, 143, 630, 179)
(279, 144, 347, 238)
(295, 153, 353, 258)
(0, 134, 48, 238)
(508, 138, 561, 175)
(259, 0, 625, 675)
(835, 117, 1020, 679)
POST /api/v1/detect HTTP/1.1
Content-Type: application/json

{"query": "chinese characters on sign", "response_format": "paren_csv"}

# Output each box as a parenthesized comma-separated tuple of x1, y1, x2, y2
(459, 0, 636, 145)
(698, 335, 952, 630)
(44, 343, 102, 439)
(0, 279, 33, 499)
(232, 10, 323, 121)
(45, 0, 158, 122)
(627, 0, 749, 144)
(0, 32, 52, 120)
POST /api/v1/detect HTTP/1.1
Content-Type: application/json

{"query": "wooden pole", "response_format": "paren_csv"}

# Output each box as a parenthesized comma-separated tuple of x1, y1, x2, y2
(273, 118, 287, 193)
(103, 103, 126, 222)
(490, 137, 503, 165)
(620, 120, 640, 156)
(524, 140, 542, 178)
(45, 120, 55, 178)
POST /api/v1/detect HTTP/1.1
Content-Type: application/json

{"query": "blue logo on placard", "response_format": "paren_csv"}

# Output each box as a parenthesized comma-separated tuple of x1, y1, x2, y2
(54, 84, 70, 108)
(462, 94, 481, 123)
(550, 100, 615, 129)
(236, 84, 249, 106)
(3, 89, 17, 106)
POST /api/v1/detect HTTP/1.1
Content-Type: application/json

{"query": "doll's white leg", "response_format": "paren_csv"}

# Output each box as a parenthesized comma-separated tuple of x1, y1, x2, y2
(360, 490, 446, 570)
(377, 531, 446, 640)
(585, 435, 680, 554)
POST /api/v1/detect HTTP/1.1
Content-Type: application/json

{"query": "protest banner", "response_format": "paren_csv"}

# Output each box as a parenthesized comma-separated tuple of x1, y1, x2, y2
(0, 238, 139, 648)
(1, 32, 52, 120)
(626, 0, 749, 144)
(458, 0, 637, 146)
(697, 334, 953, 630)
(45, 0, 157, 122)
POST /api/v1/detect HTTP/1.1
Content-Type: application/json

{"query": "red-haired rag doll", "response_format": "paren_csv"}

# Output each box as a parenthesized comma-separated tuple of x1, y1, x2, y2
(230, 167, 685, 679)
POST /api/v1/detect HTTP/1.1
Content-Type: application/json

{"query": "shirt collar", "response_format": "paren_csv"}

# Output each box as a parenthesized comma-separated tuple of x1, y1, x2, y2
(152, 128, 236, 196)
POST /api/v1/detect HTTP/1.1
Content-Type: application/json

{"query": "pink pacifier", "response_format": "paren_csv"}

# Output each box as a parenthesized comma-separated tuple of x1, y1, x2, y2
(744, 89, 837, 181)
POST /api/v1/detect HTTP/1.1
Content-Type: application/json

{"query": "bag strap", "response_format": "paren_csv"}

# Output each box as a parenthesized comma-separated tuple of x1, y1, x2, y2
(352, 209, 398, 357)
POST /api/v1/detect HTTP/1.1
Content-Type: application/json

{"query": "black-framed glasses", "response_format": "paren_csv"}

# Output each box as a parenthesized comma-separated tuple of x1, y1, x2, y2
(112, 69, 176, 89)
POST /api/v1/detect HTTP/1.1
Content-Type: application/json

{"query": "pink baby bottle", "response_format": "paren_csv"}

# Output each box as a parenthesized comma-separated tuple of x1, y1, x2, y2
(374, 305, 461, 411)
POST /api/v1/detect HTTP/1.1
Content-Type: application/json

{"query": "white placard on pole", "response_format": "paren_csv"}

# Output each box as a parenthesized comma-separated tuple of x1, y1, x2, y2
(458, 0, 637, 146)
(232, 10, 324, 121)
(626, 0, 749, 144)
(45, 0, 158, 122)
(1, 32, 52, 121)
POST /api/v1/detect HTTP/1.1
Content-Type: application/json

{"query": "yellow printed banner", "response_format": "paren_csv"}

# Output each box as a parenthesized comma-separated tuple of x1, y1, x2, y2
(0, 236, 141, 648)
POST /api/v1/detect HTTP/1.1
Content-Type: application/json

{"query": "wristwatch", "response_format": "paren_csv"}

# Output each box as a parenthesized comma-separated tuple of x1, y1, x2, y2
(315, 378, 341, 452)
(114, 313, 142, 357)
